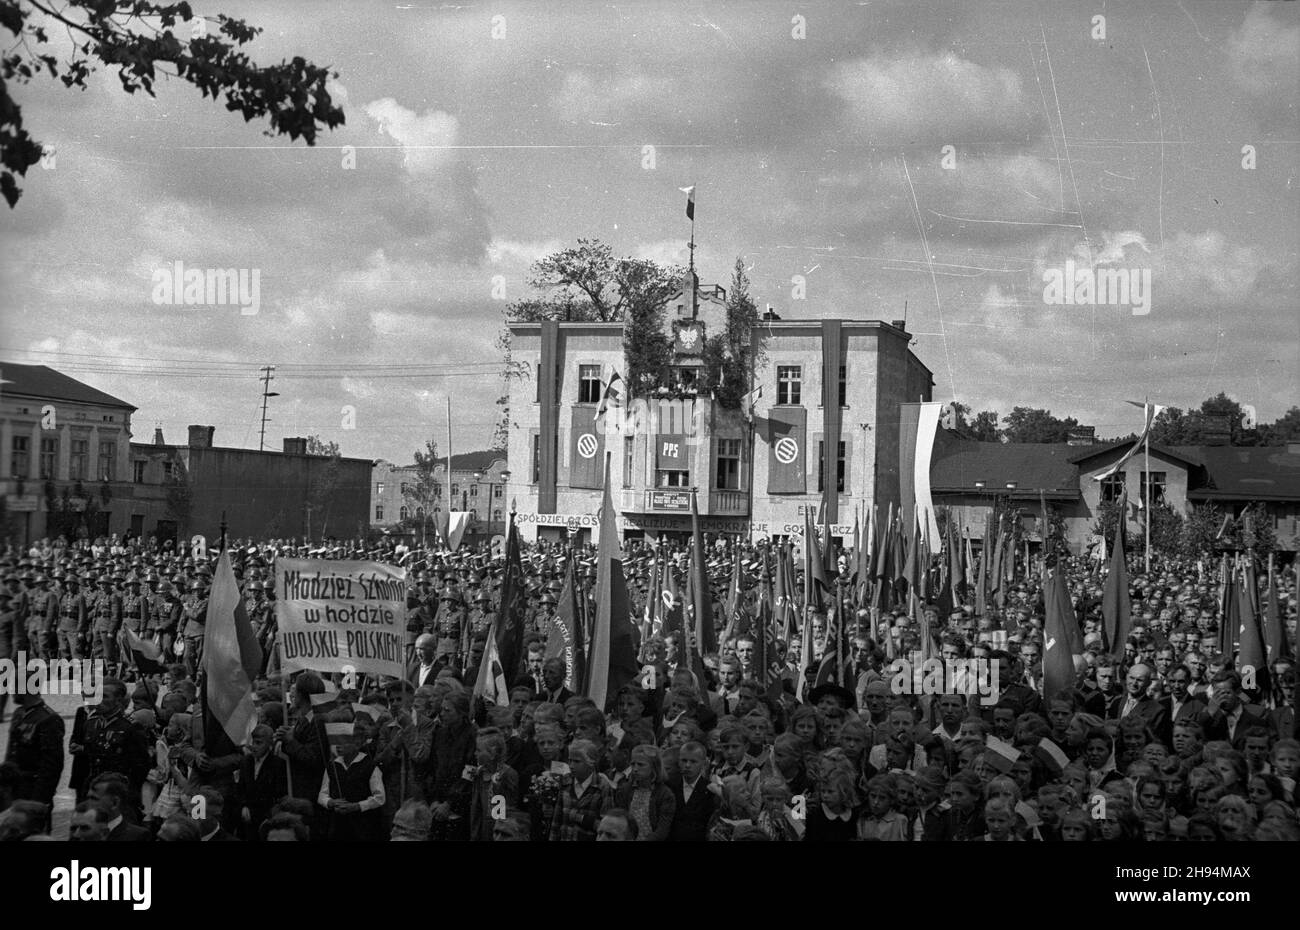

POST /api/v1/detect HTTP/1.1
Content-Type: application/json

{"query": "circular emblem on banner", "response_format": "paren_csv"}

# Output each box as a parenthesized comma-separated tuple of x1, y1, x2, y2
(774, 437, 799, 464)
(577, 433, 598, 459)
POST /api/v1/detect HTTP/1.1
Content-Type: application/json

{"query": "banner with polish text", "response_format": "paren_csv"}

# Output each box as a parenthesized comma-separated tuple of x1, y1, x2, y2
(274, 558, 406, 680)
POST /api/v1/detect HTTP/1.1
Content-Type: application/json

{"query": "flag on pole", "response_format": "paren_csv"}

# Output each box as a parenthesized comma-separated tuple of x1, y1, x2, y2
(123, 628, 166, 676)
(1092, 401, 1166, 482)
(742, 385, 763, 424)
(1101, 502, 1132, 660)
(680, 185, 696, 220)
(495, 511, 526, 687)
(1236, 563, 1267, 692)
(1264, 554, 1293, 663)
(548, 555, 588, 692)
(582, 457, 639, 711)
(201, 550, 263, 745)
(1043, 565, 1078, 703)
(594, 368, 624, 426)
(474, 621, 511, 706)
(689, 488, 716, 656)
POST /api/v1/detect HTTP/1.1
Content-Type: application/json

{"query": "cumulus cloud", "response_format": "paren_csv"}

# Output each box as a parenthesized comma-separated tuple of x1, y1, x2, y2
(363, 98, 461, 174)
(825, 52, 1041, 144)
(1226, 4, 1300, 96)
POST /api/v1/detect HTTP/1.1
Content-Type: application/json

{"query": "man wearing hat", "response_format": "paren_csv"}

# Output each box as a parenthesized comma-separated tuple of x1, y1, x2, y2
(436, 585, 466, 665)
(178, 575, 209, 676)
(56, 574, 88, 661)
(89, 574, 123, 675)
(147, 578, 179, 658)
(26, 575, 56, 661)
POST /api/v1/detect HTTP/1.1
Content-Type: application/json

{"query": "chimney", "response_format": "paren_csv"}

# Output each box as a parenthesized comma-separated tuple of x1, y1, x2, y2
(891, 320, 907, 331)
(283, 437, 308, 455)
(1067, 426, 1096, 446)
(187, 425, 214, 449)
(153, 428, 165, 446)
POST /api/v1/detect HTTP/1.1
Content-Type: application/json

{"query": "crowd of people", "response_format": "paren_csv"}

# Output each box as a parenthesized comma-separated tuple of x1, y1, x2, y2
(1, 529, 1297, 842)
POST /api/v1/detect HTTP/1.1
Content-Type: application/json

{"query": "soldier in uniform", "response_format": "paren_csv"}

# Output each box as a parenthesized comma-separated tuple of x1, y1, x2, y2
(5, 571, 31, 656)
(89, 574, 123, 675)
(56, 574, 88, 661)
(4, 689, 66, 828)
(78, 677, 151, 798)
(117, 577, 148, 677)
(437, 585, 466, 668)
(29, 574, 57, 660)
(148, 577, 180, 658)
(179, 573, 209, 677)
(469, 588, 495, 638)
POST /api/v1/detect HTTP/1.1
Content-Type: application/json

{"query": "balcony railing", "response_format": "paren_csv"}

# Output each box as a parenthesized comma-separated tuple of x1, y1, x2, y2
(709, 489, 749, 516)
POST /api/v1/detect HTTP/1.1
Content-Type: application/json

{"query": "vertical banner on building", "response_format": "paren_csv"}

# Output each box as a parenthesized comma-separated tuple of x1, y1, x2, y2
(821, 320, 843, 524)
(538, 321, 559, 513)
(569, 407, 604, 489)
(656, 433, 688, 470)
(767, 407, 806, 493)
(899, 402, 943, 550)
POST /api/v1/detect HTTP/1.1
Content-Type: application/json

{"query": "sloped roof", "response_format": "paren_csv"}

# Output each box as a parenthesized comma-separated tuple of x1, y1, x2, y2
(1183, 445, 1300, 501)
(1068, 439, 1201, 468)
(389, 451, 507, 472)
(0, 363, 135, 410)
(929, 431, 1080, 497)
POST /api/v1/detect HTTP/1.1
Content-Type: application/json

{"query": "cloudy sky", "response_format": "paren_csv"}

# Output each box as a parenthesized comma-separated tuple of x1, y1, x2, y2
(1, 0, 1296, 463)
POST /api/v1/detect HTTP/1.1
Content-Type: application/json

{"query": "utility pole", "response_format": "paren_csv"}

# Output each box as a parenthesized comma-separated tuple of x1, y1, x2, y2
(258, 366, 279, 451)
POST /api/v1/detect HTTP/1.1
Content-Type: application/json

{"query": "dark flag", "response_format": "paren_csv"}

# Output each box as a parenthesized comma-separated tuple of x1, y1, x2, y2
(689, 488, 716, 655)
(1236, 561, 1267, 694)
(1042, 566, 1077, 703)
(495, 511, 526, 687)
(583, 459, 639, 711)
(1265, 554, 1293, 663)
(1102, 502, 1132, 660)
(549, 555, 587, 693)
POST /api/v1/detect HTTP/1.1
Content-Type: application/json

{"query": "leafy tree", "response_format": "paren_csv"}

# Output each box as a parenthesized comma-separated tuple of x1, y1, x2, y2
(404, 438, 441, 546)
(1259, 406, 1300, 445)
(1091, 500, 1126, 552)
(305, 435, 341, 457)
(1002, 407, 1078, 444)
(503, 239, 682, 397)
(490, 394, 510, 452)
(1147, 502, 1185, 557)
(505, 239, 682, 323)
(1235, 502, 1277, 555)
(969, 410, 1001, 443)
(1181, 502, 1226, 560)
(2, 0, 345, 207)
(944, 401, 1001, 441)
(701, 257, 762, 409)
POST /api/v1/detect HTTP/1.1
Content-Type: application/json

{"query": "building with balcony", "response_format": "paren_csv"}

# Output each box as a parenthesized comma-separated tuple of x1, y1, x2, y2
(504, 279, 935, 545)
